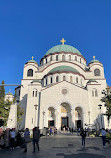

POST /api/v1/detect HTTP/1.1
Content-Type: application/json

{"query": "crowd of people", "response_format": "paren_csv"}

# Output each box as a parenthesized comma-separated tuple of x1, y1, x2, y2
(0, 126, 111, 151)
(0, 127, 40, 153)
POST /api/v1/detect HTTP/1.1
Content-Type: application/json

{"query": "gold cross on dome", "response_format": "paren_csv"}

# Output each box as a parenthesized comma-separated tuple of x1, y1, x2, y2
(93, 56, 95, 60)
(31, 56, 34, 60)
(60, 38, 66, 45)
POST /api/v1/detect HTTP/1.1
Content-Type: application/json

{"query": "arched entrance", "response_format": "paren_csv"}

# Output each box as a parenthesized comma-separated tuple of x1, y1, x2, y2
(60, 102, 72, 130)
(75, 107, 83, 129)
(48, 107, 55, 127)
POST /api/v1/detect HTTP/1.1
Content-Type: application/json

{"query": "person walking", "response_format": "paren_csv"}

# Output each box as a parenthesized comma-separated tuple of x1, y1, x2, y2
(80, 128, 86, 147)
(23, 128, 30, 152)
(33, 127, 40, 152)
(101, 128, 106, 148)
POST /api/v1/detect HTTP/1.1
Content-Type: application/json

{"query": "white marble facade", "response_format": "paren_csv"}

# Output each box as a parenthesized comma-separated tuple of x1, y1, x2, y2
(14, 41, 110, 131)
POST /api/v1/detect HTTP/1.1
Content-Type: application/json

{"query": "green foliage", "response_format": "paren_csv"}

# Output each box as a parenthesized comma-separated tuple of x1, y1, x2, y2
(0, 99, 12, 126)
(17, 104, 24, 129)
(0, 80, 12, 126)
(101, 88, 111, 125)
(0, 80, 5, 100)
(13, 90, 16, 104)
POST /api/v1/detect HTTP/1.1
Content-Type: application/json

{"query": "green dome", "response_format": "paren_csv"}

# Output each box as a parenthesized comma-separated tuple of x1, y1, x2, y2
(27, 59, 37, 63)
(49, 66, 79, 74)
(45, 45, 82, 56)
(87, 79, 97, 83)
(6, 92, 13, 95)
(89, 59, 99, 64)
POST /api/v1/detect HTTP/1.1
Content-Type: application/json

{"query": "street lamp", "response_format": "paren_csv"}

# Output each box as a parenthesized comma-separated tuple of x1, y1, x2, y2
(34, 105, 38, 127)
(88, 111, 90, 125)
(98, 104, 103, 129)
(42, 111, 45, 128)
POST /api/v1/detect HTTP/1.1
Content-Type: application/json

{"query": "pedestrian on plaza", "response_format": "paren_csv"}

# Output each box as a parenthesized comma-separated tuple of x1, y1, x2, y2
(80, 128, 86, 147)
(50, 127, 52, 135)
(23, 128, 30, 152)
(101, 128, 106, 148)
(10, 128, 16, 149)
(33, 127, 40, 152)
(72, 128, 73, 134)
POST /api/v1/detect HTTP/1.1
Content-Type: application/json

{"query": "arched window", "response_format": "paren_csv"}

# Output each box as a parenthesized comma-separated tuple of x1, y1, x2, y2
(62, 55, 65, 61)
(50, 56, 52, 61)
(63, 76, 66, 81)
(70, 76, 72, 83)
(92, 90, 94, 97)
(46, 58, 47, 64)
(75, 56, 77, 61)
(94, 69, 100, 76)
(56, 76, 59, 82)
(50, 77, 52, 83)
(41, 60, 43, 65)
(69, 55, 71, 61)
(95, 89, 98, 97)
(35, 91, 37, 97)
(76, 77, 78, 83)
(32, 91, 34, 97)
(80, 58, 81, 63)
(46, 78, 47, 85)
(56, 55, 58, 61)
(27, 69, 33, 77)
(19, 90, 20, 96)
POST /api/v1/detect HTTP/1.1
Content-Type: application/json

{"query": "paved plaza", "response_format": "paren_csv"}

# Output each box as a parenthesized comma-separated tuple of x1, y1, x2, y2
(0, 134, 111, 158)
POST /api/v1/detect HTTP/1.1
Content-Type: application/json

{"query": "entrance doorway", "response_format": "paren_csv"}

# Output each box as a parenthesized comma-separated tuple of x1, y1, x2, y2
(77, 120, 81, 128)
(48, 120, 54, 127)
(61, 117, 68, 130)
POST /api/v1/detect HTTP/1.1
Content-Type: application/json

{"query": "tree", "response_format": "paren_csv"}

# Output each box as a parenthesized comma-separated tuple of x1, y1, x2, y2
(0, 80, 5, 100)
(0, 80, 12, 126)
(101, 87, 111, 126)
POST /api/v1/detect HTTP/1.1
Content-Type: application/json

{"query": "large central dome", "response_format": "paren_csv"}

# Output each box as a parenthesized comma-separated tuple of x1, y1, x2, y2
(45, 44, 82, 56)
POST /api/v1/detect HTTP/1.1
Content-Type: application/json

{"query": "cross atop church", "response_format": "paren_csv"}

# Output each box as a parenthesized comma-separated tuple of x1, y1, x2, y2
(93, 56, 95, 60)
(31, 56, 34, 60)
(60, 38, 66, 45)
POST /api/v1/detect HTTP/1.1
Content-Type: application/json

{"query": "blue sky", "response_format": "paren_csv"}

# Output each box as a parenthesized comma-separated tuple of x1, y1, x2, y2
(0, 0, 111, 94)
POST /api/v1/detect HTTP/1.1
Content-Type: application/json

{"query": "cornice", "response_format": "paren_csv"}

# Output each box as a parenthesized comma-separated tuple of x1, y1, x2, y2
(40, 52, 86, 62)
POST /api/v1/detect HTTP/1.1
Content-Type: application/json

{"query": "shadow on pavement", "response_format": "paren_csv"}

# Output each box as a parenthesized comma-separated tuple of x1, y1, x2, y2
(56, 153, 106, 158)
(77, 146, 101, 151)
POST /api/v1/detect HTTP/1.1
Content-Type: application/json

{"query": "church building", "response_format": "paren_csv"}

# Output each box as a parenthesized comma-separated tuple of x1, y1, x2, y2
(14, 38, 109, 131)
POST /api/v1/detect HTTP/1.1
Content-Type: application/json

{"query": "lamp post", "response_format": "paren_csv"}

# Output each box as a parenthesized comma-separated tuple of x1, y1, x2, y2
(98, 104, 102, 129)
(34, 105, 38, 127)
(42, 111, 45, 128)
(88, 111, 90, 125)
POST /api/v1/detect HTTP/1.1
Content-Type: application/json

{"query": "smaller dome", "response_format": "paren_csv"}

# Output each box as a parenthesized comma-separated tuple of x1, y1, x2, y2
(87, 79, 98, 84)
(89, 59, 99, 64)
(49, 66, 79, 74)
(6, 92, 13, 95)
(89, 56, 99, 64)
(27, 59, 37, 63)
(26, 56, 37, 64)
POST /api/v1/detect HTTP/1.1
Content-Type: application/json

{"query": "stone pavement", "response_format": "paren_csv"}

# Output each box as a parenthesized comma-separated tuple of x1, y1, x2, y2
(0, 134, 111, 158)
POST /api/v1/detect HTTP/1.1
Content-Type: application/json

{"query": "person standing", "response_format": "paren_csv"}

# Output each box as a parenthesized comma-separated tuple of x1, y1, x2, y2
(33, 127, 40, 152)
(101, 128, 106, 147)
(23, 128, 30, 152)
(10, 128, 16, 149)
(80, 128, 86, 147)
